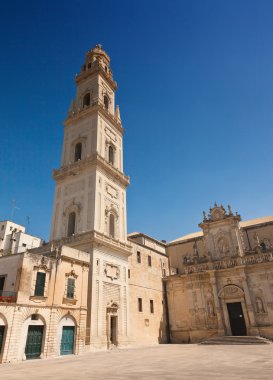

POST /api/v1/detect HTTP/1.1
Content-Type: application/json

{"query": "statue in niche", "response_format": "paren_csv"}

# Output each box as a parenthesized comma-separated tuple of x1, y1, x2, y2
(207, 300, 215, 317)
(218, 236, 230, 255)
(256, 297, 265, 313)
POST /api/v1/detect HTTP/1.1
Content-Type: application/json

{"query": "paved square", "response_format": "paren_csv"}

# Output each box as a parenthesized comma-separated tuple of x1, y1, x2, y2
(1, 344, 273, 379)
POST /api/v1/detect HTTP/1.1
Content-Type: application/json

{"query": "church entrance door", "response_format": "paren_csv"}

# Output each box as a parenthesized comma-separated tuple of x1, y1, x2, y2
(227, 302, 246, 336)
(110, 316, 117, 346)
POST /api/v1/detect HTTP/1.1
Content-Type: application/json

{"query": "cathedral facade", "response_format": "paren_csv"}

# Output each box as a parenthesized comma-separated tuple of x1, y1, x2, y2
(0, 46, 272, 363)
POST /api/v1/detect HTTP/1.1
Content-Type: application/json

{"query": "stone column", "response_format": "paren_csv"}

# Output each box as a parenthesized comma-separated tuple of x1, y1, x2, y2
(240, 269, 259, 335)
(209, 271, 225, 335)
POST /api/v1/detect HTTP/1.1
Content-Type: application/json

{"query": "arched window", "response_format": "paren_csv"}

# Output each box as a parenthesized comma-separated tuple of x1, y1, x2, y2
(108, 145, 114, 165)
(74, 142, 82, 161)
(83, 93, 90, 107)
(67, 212, 76, 237)
(104, 95, 109, 110)
(109, 214, 115, 238)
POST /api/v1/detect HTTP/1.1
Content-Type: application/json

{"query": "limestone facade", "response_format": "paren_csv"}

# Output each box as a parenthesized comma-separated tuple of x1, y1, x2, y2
(0, 246, 89, 363)
(166, 205, 273, 343)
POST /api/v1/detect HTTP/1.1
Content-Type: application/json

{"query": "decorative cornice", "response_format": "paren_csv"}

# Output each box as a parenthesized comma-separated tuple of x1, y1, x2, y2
(65, 102, 123, 136)
(52, 153, 130, 188)
(178, 250, 273, 276)
(52, 230, 133, 257)
(75, 65, 117, 91)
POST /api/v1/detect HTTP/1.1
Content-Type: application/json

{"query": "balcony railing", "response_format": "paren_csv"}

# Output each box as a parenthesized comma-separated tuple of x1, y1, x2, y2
(0, 291, 17, 303)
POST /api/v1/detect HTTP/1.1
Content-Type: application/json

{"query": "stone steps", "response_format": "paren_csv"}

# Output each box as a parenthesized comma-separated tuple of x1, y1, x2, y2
(200, 336, 272, 345)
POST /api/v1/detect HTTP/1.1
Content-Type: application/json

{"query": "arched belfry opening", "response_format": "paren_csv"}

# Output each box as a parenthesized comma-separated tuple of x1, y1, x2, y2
(83, 93, 90, 107)
(67, 212, 76, 237)
(104, 95, 109, 110)
(109, 214, 115, 238)
(108, 145, 114, 165)
(74, 143, 82, 162)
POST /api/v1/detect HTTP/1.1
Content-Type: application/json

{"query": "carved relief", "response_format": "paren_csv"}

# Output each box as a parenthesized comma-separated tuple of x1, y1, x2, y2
(218, 285, 244, 299)
(104, 263, 120, 280)
(105, 183, 119, 199)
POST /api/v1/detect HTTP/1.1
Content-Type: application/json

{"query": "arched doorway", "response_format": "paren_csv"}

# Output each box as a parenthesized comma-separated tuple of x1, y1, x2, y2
(22, 314, 46, 360)
(58, 315, 76, 355)
(106, 302, 118, 348)
(218, 285, 248, 336)
(0, 314, 7, 362)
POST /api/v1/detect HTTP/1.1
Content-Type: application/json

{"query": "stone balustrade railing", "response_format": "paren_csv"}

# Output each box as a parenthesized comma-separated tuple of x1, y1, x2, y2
(183, 251, 273, 275)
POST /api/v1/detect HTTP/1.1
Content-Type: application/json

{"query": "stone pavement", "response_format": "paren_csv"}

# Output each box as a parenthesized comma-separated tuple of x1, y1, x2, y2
(1, 344, 273, 379)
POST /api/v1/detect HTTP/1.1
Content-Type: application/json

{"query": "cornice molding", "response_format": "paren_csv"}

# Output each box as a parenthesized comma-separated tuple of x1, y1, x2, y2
(65, 103, 123, 136)
(52, 153, 130, 187)
(75, 65, 117, 91)
(52, 230, 133, 257)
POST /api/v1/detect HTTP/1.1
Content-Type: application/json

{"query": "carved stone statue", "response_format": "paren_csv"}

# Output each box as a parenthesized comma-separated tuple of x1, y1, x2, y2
(218, 237, 230, 255)
(256, 297, 265, 313)
(207, 300, 215, 317)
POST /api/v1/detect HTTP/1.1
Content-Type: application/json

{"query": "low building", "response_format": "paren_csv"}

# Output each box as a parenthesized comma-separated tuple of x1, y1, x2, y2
(0, 245, 89, 363)
(0, 221, 42, 256)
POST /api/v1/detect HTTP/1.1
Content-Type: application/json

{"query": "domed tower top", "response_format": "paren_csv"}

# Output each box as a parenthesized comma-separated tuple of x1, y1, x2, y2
(76, 44, 116, 90)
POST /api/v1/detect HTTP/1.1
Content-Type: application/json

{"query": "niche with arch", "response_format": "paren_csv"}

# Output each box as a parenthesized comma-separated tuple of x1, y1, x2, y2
(83, 93, 90, 108)
(67, 212, 76, 237)
(104, 95, 109, 110)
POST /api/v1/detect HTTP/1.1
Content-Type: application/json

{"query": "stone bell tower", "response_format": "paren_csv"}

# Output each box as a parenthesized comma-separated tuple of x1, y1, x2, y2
(50, 45, 132, 348)
(50, 44, 129, 244)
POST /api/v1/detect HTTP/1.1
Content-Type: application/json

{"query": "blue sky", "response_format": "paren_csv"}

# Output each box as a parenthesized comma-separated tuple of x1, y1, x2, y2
(0, 0, 272, 242)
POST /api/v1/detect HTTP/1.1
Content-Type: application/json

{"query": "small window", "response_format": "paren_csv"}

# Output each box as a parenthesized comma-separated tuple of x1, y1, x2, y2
(67, 278, 75, 299)
(31, 314, 39, 321)
(148, 255, 152, 267)
(138, 298, 142, 312)
(109, 213, 115, 238)
(83, 93, 90, 107)
(74, 142, 82, 161)
(0, 276, 6, 293)
(22, 243, 27, 247)
(137, 251, 141, 264)
(108, 145, 114, 165)
(104, 95, 109, 110)
(67, 212, 76, 237)
(88, 62, 91, 69)
(128, 269, 130, 279)
(150, 300, 154, 314)
(34, 272, 46, 297)
(1, 225, 4, 231)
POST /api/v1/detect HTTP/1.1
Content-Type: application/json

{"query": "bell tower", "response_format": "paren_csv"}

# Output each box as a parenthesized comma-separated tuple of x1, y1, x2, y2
(50, 45, 132, 348)
(50, 44, 129, 244)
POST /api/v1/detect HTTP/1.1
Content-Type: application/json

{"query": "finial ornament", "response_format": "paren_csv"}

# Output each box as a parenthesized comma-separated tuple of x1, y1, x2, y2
(214, 201, 217, 207)
(203, 211, 207, 221)
(228, 204, 233, 215)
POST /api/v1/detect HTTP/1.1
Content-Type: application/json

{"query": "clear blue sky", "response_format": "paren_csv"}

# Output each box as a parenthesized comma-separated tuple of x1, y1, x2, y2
(0, 0, 272, 242)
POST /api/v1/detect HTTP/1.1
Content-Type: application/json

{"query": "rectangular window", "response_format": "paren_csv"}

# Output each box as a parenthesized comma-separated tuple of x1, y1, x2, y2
(67, 278, 75, 299)
(0, 276, 5, 293)
(34, 272, 46, 297)
(137, 251, 141, 264)
(148, 255, 152, 267)
(150, 300, 154, 314)
(22, 243, 27, 247)
(128, 269, 130, 279)
(138, 298, 142, 312)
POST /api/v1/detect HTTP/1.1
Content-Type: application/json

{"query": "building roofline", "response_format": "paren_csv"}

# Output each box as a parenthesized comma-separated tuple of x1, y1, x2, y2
(127, 232, 166, 247)
(167, 215, 273, 246)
